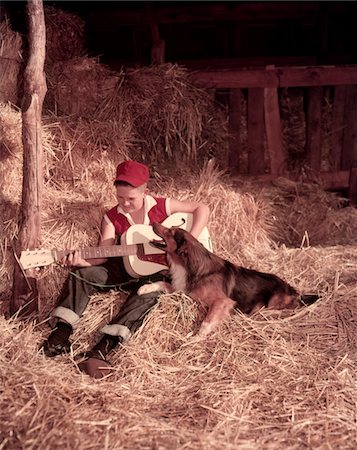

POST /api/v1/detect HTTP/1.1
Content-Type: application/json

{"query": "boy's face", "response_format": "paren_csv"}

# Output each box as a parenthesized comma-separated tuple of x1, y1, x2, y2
(115, 183, 147, 214)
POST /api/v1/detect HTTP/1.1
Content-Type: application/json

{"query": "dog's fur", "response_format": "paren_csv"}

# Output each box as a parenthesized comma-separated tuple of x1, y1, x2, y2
(138, 223, 318, 337)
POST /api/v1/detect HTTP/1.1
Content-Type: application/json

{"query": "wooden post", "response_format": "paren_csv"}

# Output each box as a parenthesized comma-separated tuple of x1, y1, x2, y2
(150, 23, 165, 64)
(306, 86, 323, 171)
(264, 87, 285, 176)
(146, 2, 165, 64)
(348, 167, 357, 206)
(228, 88, 242, 174)
(342, 85, 357, 170)
(11, 0, 47, 317)
(330, 85, 347, 171)
(247, 88, 265, 174)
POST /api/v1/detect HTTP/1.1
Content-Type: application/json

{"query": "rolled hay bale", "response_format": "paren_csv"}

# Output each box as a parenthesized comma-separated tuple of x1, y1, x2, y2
(267, 177, 357, 246)
(44, 5, 85, 66)
(0, 20, 23, 105)
(41, 116, 133, 194)
(45, 56, 122, 117)
(96, 63, 229, 166)
(46, 61, 228, 166)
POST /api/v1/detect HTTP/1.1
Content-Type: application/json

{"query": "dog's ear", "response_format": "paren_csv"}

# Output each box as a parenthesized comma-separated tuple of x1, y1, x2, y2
(174, 229, 188, 255)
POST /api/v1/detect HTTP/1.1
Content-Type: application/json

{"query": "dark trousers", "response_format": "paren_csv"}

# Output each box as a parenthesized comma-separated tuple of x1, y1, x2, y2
(51, 258, 167, 341)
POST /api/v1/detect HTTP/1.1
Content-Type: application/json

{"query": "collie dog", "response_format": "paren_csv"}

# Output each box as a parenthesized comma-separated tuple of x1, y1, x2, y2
(138, 223, 319, 337)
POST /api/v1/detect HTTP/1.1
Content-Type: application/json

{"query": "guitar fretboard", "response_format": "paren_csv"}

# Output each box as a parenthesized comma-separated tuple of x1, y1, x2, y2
(56, 243, 144, 260)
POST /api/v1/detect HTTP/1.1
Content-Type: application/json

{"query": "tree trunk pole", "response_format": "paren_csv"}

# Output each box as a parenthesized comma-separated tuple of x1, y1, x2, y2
(10, 0, 47, 317)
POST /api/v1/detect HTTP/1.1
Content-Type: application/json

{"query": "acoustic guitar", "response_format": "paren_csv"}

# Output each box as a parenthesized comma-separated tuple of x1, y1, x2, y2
(19, 212, 213, 278)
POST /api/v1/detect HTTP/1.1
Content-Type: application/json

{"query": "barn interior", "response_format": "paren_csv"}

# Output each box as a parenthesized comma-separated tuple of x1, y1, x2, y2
(0, 2, 357, 449)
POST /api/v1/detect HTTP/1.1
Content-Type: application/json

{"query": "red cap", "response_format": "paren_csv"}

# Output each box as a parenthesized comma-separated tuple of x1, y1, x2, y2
(114, 160, 149, 187)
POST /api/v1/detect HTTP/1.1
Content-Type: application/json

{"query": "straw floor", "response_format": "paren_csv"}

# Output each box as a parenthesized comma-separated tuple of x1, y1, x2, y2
(1, 101, 357, 449)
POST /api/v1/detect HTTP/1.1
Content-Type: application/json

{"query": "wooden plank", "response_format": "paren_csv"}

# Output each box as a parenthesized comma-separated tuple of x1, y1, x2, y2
(231, 170, 350, 190)
(342, 85, 357, 169)
(306, 87, 323, 171)
(321, 170, 350, 190)
(147, 6, 165, 65)
(247, 88, 265, 175)
(151, 40, 165, 64)
(189, 65, 357, 89)
(228, 89, 242, 174)
(89, 2, 321, 26)
(330, 86, 347, 171)
(279, 66, 357, 87)
(190, 69, 279, 88)
(348, 167, 357, 205)
(264, 86, 285, 176)
(178, 56, 317, 70)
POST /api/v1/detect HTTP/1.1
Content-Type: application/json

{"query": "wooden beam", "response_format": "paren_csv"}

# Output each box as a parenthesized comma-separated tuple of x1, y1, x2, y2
(247, 88, 265, 175)
(189, 65, 357, 89)
(179, 56, 318, 70)
(190, 68, 279, 88)
(306, 87, 323, 171)
(231, 170, 350, 190)
(147, 4, 165, 65)
(330, 86, 347, 171)
(342, 85, 357, 169)
(348, 167, 357, 205)
(279, 66, 357, 87)
(264, 86, 285, 176)
(151, 39, 165, 65)
(87, 2, 322, 27)
(228, 89, 242, 174)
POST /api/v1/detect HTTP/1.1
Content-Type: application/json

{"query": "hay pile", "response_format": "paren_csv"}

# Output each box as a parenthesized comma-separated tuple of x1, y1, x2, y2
(0, 20, 22, 105)
(44, 5, 86, 66)
(1, 86, 357, 448)
(45, 57, 121, 117)
(45, 61, 228, 167)
(0, 5, 85, 107)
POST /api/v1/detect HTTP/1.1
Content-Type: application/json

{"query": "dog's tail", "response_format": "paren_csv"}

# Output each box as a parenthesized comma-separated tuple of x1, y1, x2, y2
(299, 294, 320, 306)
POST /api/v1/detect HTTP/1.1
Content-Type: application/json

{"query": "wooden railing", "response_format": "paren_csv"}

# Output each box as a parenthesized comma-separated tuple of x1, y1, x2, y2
(189, 65, 357, 205)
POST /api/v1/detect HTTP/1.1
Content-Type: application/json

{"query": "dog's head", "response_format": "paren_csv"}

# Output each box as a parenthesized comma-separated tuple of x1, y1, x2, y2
(151, 222, 217, 277)
(151, 222, 193, 259)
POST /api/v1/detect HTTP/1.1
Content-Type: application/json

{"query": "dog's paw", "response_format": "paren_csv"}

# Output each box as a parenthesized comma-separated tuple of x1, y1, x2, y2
(197, 321, 214, 337)
(137, 281, 168, 296)
(180, 332, 204, 348)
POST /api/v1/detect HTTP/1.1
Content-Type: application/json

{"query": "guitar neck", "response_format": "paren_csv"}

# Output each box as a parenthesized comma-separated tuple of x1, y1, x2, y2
(56, 244, 143, 261)
(18, 213, 212, 273)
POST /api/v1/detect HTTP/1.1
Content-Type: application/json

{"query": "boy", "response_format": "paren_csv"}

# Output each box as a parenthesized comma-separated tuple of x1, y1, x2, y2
(42, 160, 210, 378)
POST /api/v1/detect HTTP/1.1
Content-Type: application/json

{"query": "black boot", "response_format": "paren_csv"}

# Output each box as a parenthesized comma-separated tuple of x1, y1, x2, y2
(77, 334, 122, 379)
(42, 322, 72, 357)
(79, 334, 122, 361)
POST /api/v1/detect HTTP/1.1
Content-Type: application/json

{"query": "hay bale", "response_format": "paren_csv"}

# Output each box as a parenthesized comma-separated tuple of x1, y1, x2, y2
(0, 20, 22, 105)
(45, 57, 121, 117)
(44, 6, 85, 66)
(96, 64, 229, 166)
(45, 62, 228, 165)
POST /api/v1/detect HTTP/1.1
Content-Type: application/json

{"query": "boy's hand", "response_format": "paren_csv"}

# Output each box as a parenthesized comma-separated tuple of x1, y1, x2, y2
(60, 250, 91, 267)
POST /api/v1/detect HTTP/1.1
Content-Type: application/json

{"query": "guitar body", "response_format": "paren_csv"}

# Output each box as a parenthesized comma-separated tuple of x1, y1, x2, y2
(19, 212, 213, 278)
(122, 212, 212, 277)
